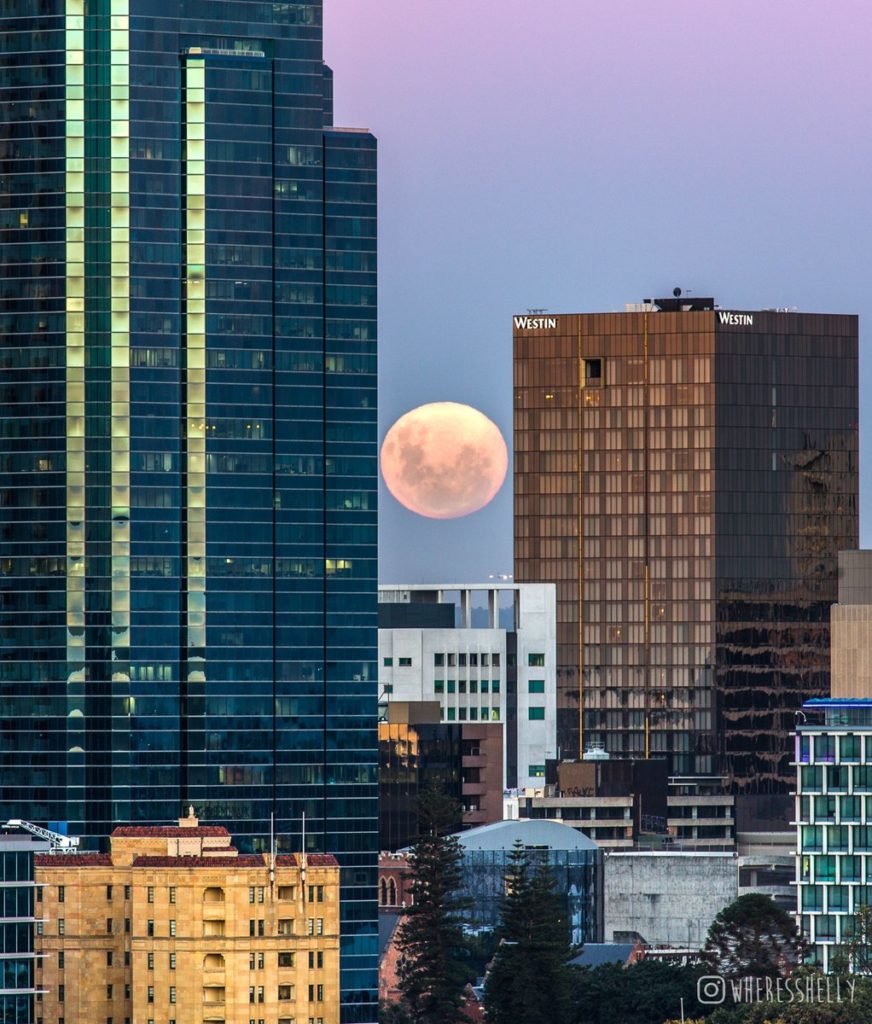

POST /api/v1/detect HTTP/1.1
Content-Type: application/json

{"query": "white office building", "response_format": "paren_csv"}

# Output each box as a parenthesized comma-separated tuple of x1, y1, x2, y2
(378, 583, 558, 792)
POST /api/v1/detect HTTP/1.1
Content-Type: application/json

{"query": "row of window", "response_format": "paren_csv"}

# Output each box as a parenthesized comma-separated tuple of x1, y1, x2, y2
(797, 733, 863, 764)
(434, 653, 502, 667)
(440, 707, 500, 722)
(53, 883, 312, 905)
(43, 917, 324, 937)
(799, 764, 872, 791)
(434, 679, 500, 694)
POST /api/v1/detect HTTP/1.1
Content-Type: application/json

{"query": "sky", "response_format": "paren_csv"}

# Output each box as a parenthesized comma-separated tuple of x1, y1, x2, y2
(324, 0, 872, 584)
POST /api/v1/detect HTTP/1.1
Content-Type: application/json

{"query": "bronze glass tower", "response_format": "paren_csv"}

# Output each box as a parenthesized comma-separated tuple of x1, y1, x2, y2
(513, 301, 857, 796)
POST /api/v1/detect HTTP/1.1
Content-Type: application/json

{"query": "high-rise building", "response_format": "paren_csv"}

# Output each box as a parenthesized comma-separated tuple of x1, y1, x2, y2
(35, 812, 341, 1023)
(1, 0, 378, 1015)
(513, 299, 857, 799)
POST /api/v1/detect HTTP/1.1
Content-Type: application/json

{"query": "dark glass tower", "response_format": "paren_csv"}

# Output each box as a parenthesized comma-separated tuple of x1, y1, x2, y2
(0, 0, 378, 1016)
(513, 301, 857, 803)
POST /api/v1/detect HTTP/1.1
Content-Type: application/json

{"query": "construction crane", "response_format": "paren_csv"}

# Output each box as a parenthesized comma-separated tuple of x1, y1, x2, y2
(4, 819, 79, 853)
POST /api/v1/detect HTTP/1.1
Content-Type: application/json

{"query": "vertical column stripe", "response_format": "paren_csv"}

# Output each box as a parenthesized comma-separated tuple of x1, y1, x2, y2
(110, 0, 131, 691)
(65, 0, 86, 736)
(185, 58, 207, 672)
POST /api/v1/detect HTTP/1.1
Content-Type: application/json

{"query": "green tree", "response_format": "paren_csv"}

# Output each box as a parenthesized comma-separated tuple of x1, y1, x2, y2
(571, 959, 707, 1024)
(704, 894, 807, 980)
(484, 841, 574, 1024)
(838, 902, 872, 974)
(395, 786, 474, 1024)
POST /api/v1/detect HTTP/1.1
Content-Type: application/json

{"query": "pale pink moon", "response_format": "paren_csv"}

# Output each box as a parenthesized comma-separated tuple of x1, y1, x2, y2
(380, 402, 509, 519)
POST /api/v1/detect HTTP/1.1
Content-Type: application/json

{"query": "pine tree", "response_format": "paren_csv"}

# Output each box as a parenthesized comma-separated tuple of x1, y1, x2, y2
(484, 840, 574, 1024)
(395, 786, 474, 1024)
(704, 893, 807, 979)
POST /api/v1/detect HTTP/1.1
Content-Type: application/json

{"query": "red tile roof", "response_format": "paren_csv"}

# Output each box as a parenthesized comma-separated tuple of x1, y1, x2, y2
(132, 855, 267, 868)
(112, 825, 229, 837)
(275, 853, 339, 868)
(35, 854, 112, 867)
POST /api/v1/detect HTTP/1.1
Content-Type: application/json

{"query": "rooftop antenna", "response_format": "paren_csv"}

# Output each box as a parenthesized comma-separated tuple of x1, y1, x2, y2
(526, 307, 548, 314)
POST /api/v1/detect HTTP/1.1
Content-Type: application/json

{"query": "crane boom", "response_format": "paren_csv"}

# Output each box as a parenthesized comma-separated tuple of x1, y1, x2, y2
(4, 819, 79, 852)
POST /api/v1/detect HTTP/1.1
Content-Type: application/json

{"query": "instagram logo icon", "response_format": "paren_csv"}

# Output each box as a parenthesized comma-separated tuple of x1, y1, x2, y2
(697, 976, 727, 1004)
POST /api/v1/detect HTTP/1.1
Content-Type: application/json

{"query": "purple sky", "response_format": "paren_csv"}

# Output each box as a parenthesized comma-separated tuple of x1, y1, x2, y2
(325, 0, 872, 583)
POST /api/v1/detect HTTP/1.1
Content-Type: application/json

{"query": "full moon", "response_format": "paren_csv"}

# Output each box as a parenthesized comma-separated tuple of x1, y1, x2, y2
(380, 402, 508, 519)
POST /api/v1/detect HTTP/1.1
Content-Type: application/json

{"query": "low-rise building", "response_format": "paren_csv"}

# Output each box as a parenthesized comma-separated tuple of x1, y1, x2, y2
(455, 819, 603, 945)
(34, 811, 340, 1024)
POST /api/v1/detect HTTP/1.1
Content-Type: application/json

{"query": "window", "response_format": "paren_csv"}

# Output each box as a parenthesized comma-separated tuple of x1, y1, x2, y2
(383, 657, 393, 667)
(278, 886, 295, 901)
(147, 953, 154, 970)
(169, 953, 176, 970)
(278, 919, 294, 935)
(124, 885, 131, 900)
(169, 887, 176, 905)
(279, 952, 295, 967)
(815, 735, 835, 763)
(469, 680, 478, 694)
(528, 653, 545, 667)
(529, 764, 546, 778)
(278, 986, 295, 1001)
(147, 920, 154, 937)
(58, 985, 64, 1003)
(249, 887, 256, 904)
(841, 735, 861, 762)
(492, 654, 500, 667)
(147, 987, 154, 1004)
(124, 918, 130, 934)
(106, 885, 113, 901)
(480, 680, 488, 693)
(528, 679, 545, 693)
(434, 680, 444, 693)
(307, 919, 315, 936)
(58, 919, 65, 935)
(584, 358, 603, 386)
(399, 657, 412, 667)
(459, 708, 467, 721)
(309, 951, 323, 969)
(58, 952, 64, 970)
(434, 653, 444, 667)
(169, 987, 176, 1004)
(458, 680, 467, 693)
(250, 919, 256, 936)
(528, 707, 545, 720)
(257, 986, 264, 1003)
(492, 680, 500, 693)
(447, 708, 455, 721)
(308, 885, 324, 903)
(107, 985, 113, 999)
(169, 919, 176, 937)
(147, 886, 154, 903)
(316, 918, 323, 935)
(447, 680, 456, 693)
(250, 986, 256, 1004)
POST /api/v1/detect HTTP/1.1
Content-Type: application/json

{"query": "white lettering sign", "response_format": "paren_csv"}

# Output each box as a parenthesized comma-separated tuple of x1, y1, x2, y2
(514, 316, 557, 330)
(718, 311, 754, 326)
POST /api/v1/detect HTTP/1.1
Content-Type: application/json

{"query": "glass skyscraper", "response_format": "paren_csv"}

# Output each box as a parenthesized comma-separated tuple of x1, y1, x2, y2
(1, 0, 378, 1016)
(514, 299, 857, 807)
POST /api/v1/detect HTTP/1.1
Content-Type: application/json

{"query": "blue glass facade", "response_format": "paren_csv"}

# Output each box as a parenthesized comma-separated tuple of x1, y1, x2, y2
(0, 0, 378, 1016)
(0, 837, 49, 1024)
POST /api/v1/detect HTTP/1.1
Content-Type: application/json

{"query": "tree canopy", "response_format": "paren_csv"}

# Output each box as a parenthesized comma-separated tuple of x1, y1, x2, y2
(704, 894, 807, 980)
(484, 840, 574, 1024)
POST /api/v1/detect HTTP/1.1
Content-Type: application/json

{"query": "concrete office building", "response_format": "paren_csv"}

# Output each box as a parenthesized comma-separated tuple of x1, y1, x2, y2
(35, 812, 340, 1024)
(378, 584, 557, 792)
(0, 0, 379, 1013)
(513, 298, 858, 806)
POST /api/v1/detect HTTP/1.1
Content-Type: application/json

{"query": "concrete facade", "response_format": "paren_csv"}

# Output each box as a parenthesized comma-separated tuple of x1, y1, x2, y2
(378, 583, 557, 791)
(603, 851, 737, 948)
